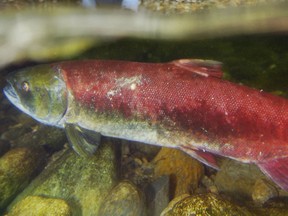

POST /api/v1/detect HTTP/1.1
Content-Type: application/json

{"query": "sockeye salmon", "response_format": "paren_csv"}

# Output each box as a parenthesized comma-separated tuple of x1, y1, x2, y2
(4, 59, 288, 190)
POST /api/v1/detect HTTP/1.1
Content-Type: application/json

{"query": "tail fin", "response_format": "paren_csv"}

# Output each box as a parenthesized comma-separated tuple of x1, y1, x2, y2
(258, 157, 288, 191)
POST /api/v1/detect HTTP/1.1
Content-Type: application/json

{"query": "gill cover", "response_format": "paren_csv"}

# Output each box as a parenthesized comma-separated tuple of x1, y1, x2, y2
(4, 64, 67, 126)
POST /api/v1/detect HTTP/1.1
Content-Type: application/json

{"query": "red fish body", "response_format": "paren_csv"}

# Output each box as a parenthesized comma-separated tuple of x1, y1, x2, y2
(5, 59, 288, 190)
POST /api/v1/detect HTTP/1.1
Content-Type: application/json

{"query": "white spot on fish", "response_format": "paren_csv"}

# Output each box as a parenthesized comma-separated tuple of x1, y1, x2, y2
(223, 143, 234, 151)
(107, 75, 142, 99)
(201, 127, 208, 133)
(130, 83, 136, 90)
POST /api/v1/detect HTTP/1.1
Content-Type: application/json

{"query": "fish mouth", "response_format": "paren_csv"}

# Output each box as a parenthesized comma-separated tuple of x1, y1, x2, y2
(3, 81, 29, 116)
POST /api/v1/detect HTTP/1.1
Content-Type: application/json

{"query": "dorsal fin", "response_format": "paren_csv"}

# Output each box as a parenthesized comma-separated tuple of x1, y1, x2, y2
(171, 59, 223, 78)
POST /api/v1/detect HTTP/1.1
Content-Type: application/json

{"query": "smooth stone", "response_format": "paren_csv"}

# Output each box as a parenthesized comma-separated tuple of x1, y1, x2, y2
(145, 175, 170, 216)
(214, 159, 272, 200)
(8, 138, 120, 216)
(252, 179, 278, 204)
(7, 195, 72, 216)
(160, 193, 252, 216)
(98, 180, 144, 216)
(153, 147, 204, 197)
(201, 175, 219, 194)
(0, 147, 46, 210)
(160, 193, 190, 215)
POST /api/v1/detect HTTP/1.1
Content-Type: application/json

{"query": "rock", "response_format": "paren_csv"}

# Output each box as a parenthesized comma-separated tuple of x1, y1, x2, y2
(201, 175, 219, 194)
(7, 195, 72, 216)
(252, 179, 278, 204)
(161, 193, 190, 215)
(0, 140, 10, 156)
(98, 180, 144, 216)
(0, 147, 47, 210)
(145, 175, 170, 216)
(153, 147, 204, 197)
(214, 159, 271, 200)
(8, 138, 120, 216)
(160, 193, 252, 216)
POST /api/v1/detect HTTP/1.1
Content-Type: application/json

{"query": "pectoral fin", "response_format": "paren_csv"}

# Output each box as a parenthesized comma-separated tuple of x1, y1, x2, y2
(258, 157, 288, 190)
(180, 145, 219, 170)
(172, 59, 223, 78)
(65, 123, 101, 157)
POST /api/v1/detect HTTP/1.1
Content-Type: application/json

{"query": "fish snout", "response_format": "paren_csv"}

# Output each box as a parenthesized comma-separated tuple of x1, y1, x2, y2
(3, 80, 19, 103)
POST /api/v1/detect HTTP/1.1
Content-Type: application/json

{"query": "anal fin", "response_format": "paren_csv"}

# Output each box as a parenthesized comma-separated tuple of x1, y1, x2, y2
(180, 145, 219, 170)
(65, 123, 101, 157)
(258, 157, 288, 191)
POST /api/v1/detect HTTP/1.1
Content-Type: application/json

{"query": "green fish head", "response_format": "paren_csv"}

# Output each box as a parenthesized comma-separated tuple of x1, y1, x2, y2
(4, 64, 67, 126)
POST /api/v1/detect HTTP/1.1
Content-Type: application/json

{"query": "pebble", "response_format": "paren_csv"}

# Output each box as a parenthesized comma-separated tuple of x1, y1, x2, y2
(160, 193, 253, 216)
(0, 147, 47, 209)
(145, 175, 170, 216)
(7, 195, 72, 216)
(98, 180, 144, 216)
(252, 179, 278, 204)
(214, 158, 269, 201)
(153, 147, 204, 197)
(201, 175, 219, 194)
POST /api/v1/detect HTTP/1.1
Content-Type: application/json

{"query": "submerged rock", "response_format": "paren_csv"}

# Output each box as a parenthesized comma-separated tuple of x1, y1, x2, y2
(145, 175, 170, 216)
(252, 179, 278, 204)
(98, 180, 144, 216)
(215, 159, 272, 201)
(7, 138, 120, 216)
(0, 147, 46, 210)
(8, 195, 72, 216)
(161, 193, 252, 216)
(153, 147, 204, 197)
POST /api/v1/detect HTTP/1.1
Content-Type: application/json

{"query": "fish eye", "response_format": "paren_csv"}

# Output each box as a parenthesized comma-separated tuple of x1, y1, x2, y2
(21, 81, 30, 92)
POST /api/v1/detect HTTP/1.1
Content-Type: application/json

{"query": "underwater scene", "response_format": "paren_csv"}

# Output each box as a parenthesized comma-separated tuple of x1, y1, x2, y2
(1, 0, 288, 215)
